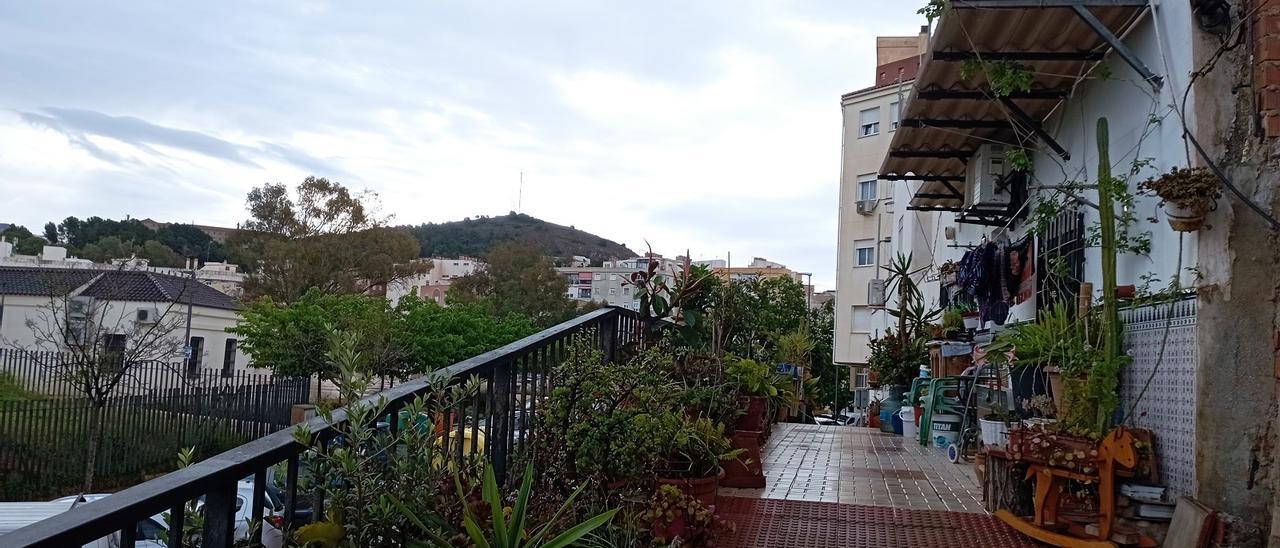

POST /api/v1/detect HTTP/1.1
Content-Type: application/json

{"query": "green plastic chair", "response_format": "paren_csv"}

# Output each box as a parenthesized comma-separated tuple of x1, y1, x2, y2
(917, 376, 972, 446)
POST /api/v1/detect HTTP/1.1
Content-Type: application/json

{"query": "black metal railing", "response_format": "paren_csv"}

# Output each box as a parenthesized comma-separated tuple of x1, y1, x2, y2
(4, 307, 642, 548)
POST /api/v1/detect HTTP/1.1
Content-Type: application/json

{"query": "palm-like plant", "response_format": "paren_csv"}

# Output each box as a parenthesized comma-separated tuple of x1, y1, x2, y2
(395, 461, 617, 548)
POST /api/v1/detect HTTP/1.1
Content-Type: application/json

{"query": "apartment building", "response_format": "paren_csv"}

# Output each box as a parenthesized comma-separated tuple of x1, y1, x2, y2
(385, 257, 482, 307)
(0, 242, 247, 297)
(558, 256, 681, 311)
(833, 28, 929, 369)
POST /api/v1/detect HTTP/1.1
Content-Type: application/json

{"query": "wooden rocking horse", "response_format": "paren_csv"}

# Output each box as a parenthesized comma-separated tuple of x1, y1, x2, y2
(995, 427, 1150, 548)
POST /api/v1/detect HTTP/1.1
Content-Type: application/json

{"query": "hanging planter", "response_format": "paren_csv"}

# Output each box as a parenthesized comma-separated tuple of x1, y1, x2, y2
(1139, 166, 1221, 232)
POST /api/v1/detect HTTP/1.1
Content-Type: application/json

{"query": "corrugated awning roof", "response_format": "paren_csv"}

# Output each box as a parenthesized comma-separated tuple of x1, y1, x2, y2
(880, 0, 1151, 210)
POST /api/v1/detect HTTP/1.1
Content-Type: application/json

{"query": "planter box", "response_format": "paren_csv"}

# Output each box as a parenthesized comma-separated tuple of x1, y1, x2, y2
(657, 469, 724, 509)
(735, 396, 766, 432)
(721, 430, 765, 488)
(1008, 427, 1099, 473)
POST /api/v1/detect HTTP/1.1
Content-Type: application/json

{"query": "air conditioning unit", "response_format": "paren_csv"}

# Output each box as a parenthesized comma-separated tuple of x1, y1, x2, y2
(964, 144, 1015, 210)
(135, 307, 160, 324)
(67, 296, 94, 319)
(855, 200, 877, 216)
(867, 279, 886, 307)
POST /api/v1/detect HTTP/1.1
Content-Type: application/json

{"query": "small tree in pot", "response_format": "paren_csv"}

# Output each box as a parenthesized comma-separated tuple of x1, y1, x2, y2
(1138, 166, 1220, 231)
(654, 416, 743, 508)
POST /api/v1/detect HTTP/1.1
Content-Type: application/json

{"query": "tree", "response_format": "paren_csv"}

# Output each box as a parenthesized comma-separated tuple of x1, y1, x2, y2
(705, 276, 808, 359)
(1, 225, 46, 255)
(229, 290, 402, 400)
(447, 241, 578, 327)
(230, 291, 537, 396)
(806, 301, 847, 411)
(57, 216, 153, 249)
(229, 177, 427, 302)
(155, 223, 226, 262)
(42, 222, 58, 244)
(7, 267, 190, 492)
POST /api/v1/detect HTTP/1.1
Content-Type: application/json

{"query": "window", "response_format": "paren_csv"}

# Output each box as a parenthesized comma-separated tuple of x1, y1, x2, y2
(609, 287, 617, 295)
(852, 306, 874, 332)
(609, 274, 617, 281)
(889, 102, 900, 130)
(594, 273, 602, 280)
(222, 339, 237, 378)
(859, 107, 880, 137)
(577, 288, 592, 299)
(854, 240, 874, 267)
(857, 174, 877, 202)
(187, 336, 204, 372)
(104, 334, 126, 369)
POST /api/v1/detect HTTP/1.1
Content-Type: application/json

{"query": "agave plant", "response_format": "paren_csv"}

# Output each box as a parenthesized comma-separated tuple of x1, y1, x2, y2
(394, 461, 617, 548)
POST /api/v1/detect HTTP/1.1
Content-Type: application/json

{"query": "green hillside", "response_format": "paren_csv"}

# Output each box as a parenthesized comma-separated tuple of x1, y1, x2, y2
(404, 213, 636, 263)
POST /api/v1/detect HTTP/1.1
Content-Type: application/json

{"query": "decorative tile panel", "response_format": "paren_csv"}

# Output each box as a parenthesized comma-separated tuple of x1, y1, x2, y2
(1119, 297, 1197, 498)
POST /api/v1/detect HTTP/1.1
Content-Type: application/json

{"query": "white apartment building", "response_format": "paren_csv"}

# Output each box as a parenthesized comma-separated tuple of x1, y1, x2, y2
(385, 257, 482, 307)
(833, 28, 930, 370)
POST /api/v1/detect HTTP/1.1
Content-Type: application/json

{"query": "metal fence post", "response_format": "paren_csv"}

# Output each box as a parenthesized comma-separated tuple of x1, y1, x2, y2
(201, 481, 237, 548)
(491, 359, 511, 485)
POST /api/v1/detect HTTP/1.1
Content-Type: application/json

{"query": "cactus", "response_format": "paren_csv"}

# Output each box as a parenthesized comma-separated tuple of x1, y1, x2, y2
(1093, 118, 1123, 433)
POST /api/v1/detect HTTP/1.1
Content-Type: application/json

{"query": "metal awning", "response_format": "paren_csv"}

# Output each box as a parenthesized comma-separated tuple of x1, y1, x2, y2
(880, 0, 1153, 210)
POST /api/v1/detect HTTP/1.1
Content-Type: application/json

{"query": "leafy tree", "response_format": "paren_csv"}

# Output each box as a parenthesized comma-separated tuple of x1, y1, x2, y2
(229, 290, 405, 399)
(397, 296, 536, 370)
(447, 241, 578, 327)
(705, 276, 808, 359)
(155, 223, 226, 262)
(1, 225, 46, 255)
(57, 216, 154, 249)
(805, 301, 847, 411)
(139, 240, 183, 267)
(228, 177, 427, 302)
(230, 291, 536, 393)
(42, 222, 58, 243)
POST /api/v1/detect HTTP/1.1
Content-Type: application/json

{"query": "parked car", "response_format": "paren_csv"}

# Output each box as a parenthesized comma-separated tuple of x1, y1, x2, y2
(813, 414, 840, 426)
(48, 487, 283, 548)
(0, 498, 168, 547)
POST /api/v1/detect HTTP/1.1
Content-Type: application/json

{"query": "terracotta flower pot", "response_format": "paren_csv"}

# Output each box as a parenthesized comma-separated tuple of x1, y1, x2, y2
(657, 469, 724, 509)
(735, 396, 766, 432)
(1164, 201, 1210, 232)
(721, 431, 765, 488)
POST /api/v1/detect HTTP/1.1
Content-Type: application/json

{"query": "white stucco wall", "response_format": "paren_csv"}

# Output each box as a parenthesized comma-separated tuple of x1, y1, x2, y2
(916, 6, 1198, 325)
(0, 295, 248, 372)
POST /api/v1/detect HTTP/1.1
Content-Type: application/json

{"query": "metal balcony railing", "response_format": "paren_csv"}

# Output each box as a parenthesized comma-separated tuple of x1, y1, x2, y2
(4, 307, 642, 548)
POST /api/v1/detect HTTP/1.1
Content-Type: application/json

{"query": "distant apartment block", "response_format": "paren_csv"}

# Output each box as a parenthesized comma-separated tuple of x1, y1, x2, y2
(710, 257, 806, 284)
(557, 255, 682, 311)
(385, 257, 482, 307)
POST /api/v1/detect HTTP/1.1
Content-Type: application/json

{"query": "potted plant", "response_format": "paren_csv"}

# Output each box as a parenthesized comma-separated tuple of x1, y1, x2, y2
(725, 357, 776, 432)
(978, 407, 1013, 450)
(1138, 166, 1220, 231)
(655, 416, 743, 508)
(939, 260, 959, 286)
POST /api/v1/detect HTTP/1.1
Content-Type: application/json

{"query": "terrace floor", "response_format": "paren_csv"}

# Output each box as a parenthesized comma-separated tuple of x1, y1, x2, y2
(719, 423, 1039, 547)
(720, 423, 986, 511)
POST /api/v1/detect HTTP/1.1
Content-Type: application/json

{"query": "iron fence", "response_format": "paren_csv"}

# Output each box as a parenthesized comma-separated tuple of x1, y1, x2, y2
(2, 306, 641, 548)
(0, 349, 310, 501)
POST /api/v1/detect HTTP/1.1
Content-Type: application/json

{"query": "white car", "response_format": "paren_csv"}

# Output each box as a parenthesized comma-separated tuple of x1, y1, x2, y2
(50, 486, 284, 548)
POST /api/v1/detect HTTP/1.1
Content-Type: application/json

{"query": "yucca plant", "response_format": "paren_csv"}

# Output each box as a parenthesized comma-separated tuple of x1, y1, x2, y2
(394, 461, 617, 548)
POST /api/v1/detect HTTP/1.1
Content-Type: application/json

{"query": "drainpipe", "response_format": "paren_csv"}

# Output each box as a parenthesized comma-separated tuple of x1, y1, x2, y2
(183, 258, 195, 375)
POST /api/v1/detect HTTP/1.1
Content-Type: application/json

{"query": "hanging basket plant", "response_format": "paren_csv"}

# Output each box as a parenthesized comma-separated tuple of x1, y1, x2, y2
(1138, 166, 1221, 232)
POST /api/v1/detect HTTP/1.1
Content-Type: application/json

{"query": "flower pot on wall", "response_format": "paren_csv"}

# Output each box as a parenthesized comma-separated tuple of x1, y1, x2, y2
(735, 396, 766, 432)
(658, 469, 724, 509)
(962, 313, 980, 330)
(1163, 201, 1210, 232)
(721, 431, 765, 488)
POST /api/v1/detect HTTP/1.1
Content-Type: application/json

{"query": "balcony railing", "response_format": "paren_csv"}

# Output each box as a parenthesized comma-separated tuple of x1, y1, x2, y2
(5, 307, 642, 548)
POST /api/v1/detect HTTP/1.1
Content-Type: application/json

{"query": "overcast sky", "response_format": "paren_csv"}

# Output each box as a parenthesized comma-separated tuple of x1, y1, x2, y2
(0, 1, 923, 289)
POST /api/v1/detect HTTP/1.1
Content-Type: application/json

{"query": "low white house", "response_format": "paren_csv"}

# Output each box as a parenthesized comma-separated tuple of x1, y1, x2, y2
(0, 266, 248, 377)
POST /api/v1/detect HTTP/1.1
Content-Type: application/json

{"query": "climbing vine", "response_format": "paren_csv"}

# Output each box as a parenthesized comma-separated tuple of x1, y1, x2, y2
(918, 0, 949, 23)
(961, 59, 1035, 97)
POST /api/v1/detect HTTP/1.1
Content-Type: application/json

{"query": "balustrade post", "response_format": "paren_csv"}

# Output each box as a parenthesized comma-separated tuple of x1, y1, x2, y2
(491, 360, 512, 485)
(201, 481, 237, 548)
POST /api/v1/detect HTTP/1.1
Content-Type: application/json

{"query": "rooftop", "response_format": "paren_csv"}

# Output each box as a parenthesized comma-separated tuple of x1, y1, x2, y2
(0, 267, 238, 310)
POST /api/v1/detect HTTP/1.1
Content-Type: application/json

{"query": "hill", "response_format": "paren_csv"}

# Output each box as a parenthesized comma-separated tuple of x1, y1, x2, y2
(404, 213, 637, 263)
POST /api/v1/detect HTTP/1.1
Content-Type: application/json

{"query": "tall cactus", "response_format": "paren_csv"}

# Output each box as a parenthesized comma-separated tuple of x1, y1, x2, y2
(1094, 118, 1121, 433)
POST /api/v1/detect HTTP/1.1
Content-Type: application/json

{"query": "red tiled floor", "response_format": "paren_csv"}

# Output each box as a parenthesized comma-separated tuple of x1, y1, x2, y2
(717, 496, 1042, 548)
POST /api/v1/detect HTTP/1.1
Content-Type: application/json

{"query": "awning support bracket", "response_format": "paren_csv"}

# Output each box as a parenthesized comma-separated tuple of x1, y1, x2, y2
(997, 97, 1072, 161)
(1070, 4, 1163, 89)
